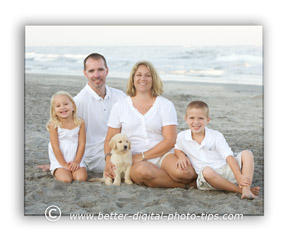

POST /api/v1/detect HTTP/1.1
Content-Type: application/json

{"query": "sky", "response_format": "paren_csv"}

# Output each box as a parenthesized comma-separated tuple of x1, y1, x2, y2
(25, 25, 262, 46)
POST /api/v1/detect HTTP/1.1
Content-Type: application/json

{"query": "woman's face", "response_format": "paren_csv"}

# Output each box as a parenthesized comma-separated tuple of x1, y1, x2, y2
(133, 64, 153, 94)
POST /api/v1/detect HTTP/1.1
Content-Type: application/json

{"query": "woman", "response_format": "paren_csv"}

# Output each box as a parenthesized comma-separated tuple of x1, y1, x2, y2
(104, 61, 196, 188)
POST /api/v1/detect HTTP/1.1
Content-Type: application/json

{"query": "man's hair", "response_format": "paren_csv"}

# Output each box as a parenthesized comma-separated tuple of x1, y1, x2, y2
(126, 60, 163, 97)
(186, 100, 209, 117)
(83, 53, 108, 70)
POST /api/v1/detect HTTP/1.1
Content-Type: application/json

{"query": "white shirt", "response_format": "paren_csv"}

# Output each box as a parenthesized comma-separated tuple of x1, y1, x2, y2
(108, 96, 178, 158)
(74, 84, 126, 172)
(175, 127, 234, 174)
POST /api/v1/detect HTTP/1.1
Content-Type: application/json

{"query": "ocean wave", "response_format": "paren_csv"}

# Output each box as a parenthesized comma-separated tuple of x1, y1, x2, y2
(170, 68, 224, 77)
(216, 54, 262, 63)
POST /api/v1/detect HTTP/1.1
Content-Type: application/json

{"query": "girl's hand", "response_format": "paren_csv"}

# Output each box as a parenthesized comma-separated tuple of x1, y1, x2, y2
(62, 163, 70, 170)
(176, 155, 191, 171)
(68, 161, 80, 172)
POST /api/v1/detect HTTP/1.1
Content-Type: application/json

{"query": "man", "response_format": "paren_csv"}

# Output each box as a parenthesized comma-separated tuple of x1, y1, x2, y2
(38, 53, 126, 172)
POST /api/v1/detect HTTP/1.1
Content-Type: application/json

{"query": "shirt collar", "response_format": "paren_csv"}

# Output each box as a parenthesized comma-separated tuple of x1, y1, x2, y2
(85, 84, 110, 100)
(184, 127, 209, 146)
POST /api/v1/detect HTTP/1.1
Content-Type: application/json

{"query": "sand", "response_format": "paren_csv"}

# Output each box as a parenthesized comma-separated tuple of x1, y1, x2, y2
(24, 73, 264, 217)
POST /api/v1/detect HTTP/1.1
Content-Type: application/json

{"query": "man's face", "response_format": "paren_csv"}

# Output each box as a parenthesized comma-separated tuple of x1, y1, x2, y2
(83, 58, 109, 92)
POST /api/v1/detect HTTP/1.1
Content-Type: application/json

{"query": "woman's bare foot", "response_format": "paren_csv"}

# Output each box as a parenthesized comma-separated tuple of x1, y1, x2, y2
(36, 164, 50, 172)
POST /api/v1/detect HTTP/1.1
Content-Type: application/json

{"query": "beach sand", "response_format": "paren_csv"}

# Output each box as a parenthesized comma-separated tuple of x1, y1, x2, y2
(24, 73, 264, 217)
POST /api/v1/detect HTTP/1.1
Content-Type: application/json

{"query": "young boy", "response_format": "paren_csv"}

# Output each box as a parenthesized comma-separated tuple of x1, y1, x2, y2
(175, 101, 260, 199)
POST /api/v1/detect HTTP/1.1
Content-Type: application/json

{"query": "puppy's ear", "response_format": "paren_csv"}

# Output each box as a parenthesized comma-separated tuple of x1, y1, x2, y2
(128, 140, 131, 150)
(109, 136, 117, 150)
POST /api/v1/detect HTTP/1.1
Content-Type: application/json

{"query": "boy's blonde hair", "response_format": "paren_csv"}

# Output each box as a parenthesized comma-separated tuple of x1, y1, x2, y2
(126, 61, 163, 97)
(47, 91, 82, 130)
(186, 100, 209, 117)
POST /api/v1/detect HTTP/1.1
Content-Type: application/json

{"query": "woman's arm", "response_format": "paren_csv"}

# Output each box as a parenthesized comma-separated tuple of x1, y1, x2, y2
(48, 123, 69, 169)
(133, 125, 177, 163)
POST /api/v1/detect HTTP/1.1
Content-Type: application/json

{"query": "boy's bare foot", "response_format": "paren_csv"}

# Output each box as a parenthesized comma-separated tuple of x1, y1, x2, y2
(241, 186, 260, 200)
(36, 164, 50, 172)
(251, 186, 261, 195)
(184, 180, 197, 189)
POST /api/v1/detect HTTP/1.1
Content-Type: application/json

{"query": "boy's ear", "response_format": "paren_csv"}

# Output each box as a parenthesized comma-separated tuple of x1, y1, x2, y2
(207, 117, 211, 123)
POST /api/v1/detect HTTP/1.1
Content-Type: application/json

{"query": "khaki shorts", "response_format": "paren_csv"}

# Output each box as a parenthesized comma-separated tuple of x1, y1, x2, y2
(197, 152, 242, 190)
(147, 149, 174, 168)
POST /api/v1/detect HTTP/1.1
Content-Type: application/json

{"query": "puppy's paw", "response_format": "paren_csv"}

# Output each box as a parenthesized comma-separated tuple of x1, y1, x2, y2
(113, 181, 121, 186)
(125, 179, 133, 184)
(105, 178, 113, 186)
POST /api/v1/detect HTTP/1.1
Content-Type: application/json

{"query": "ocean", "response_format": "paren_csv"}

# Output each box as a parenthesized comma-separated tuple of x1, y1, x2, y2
(25, 45, 263, 86)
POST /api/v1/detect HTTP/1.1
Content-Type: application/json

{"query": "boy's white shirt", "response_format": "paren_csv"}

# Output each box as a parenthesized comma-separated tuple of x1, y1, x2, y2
(175, 127, 234, 174)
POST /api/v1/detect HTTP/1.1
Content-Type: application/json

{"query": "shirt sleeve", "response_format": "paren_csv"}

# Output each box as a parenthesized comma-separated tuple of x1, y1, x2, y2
(161, 100, 178, 126)
(215, 131, 234, 160)
(174, 132, 184, 150)
(107, 102, 122, 128)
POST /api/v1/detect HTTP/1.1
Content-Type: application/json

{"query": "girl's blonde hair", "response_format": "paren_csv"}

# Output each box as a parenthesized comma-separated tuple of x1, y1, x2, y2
(46, 91, 82, 130)
(126, 61, 163, 97)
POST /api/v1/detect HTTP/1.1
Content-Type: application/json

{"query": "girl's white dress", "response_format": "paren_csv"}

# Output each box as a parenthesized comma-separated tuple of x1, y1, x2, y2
(49, 126, 86, 173)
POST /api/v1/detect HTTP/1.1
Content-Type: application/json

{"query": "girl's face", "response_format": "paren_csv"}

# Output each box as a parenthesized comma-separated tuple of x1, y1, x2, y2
(53, 95, 74, 120)
(133, 65, 153, 94)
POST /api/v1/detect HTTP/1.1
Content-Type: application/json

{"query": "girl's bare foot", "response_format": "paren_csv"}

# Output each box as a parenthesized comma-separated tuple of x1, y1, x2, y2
(36, 164, 50, 172)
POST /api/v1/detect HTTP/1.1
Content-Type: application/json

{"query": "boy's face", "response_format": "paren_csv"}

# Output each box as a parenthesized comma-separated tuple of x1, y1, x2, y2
(185, 108, 210, 135)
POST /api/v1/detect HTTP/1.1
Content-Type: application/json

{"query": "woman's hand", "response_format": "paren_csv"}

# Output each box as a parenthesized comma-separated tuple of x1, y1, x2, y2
(132, 154, 145, 164)
(104, 157, 116, 179)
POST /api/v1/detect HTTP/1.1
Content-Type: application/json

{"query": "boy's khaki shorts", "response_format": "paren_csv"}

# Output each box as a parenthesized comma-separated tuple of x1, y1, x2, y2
(197, 152, 242, 190)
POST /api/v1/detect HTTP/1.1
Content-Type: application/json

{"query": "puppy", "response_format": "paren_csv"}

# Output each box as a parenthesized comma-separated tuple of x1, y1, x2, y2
(89, 133, 133, 186)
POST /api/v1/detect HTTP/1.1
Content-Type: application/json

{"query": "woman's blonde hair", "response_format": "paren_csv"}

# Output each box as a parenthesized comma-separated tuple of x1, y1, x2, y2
(126, 61, 163, 97)
(46, 91, 82, 130)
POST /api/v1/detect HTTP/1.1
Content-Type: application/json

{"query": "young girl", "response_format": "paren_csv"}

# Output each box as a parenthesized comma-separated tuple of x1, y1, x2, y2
(47, 91, 87, 183)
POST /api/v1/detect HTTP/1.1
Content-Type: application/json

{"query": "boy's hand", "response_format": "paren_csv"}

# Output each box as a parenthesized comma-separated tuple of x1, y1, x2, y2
(176, 155, 191, 171)
(236, 174, 252, 188)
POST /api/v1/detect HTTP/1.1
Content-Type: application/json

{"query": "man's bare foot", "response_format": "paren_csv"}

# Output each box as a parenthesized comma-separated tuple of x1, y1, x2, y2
(36, 164, 50, 172)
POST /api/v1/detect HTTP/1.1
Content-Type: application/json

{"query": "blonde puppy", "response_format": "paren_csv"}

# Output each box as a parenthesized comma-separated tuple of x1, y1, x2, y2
(89, 134, 133, 186)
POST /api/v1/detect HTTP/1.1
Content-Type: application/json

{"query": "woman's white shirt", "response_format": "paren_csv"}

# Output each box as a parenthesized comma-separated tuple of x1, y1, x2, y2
(108, 96, 178, 155)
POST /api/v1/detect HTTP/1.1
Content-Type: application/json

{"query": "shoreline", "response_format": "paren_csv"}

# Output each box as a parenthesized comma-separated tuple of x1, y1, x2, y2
(24, 73, 264, 216)
(25, 72, 263, 88)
